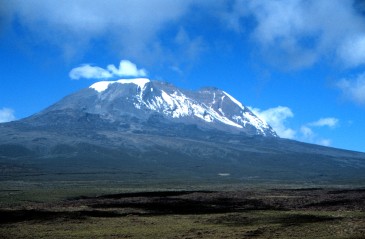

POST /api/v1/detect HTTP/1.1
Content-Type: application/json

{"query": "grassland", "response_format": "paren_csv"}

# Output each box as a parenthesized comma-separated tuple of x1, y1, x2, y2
(2, 210, 364, 239)
(0, 183, 364, 239)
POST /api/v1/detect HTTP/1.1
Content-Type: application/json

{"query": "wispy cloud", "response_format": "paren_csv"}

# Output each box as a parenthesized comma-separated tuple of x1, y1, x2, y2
(300, 126, 314, 139)
(336, 73, 365, 105)
(69, 60, 147, 80)
(249, 106, 296, 139)
(0, 108, 16, 123)
(173, 27, 207, 62)
(4, 0, 197, 61)
(226, 0, 365, 69)
(251, 105, 339, 146)
(69, 65, 113, 80)
(5, 0, 365, 71)
(338, 34, 365, 68)
(300, 117, 339, 146)
(309, 117, 339, 128)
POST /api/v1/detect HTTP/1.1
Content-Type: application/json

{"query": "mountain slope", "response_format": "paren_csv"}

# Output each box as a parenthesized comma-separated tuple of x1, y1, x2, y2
(29, 78, 276, 137)
(0, 78, 364, 186)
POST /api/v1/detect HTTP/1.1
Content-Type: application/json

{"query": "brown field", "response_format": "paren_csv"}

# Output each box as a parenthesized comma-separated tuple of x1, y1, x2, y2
(1, 187, 364, 238)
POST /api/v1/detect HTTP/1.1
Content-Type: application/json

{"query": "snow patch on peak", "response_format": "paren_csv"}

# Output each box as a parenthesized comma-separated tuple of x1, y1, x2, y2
(87, 79, 276, 136)
(90, 81, 113, 92)
(148, 90, 244, 128)
(223, 91, 244, 110)
(90, 78, 150, 93)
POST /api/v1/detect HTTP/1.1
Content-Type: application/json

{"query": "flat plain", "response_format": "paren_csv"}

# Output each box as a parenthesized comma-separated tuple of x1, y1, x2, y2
(0, 181, 364, 239)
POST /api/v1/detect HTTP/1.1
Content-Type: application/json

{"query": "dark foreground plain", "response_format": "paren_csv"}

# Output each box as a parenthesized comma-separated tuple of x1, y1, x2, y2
(0, 182, 364, 239)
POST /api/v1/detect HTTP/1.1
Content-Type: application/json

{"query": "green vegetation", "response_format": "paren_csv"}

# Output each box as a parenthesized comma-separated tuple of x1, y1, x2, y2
(1, 186, 364, 238)
(1, 210, 364, 238)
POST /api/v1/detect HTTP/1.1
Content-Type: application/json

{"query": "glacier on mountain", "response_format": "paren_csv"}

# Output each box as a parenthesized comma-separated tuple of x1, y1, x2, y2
(87, 78, 277, 137)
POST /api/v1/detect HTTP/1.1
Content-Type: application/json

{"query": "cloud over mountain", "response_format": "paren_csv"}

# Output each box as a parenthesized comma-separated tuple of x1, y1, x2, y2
(5, 0, 365, 70)
(69, 60, 147, 80)
(249, 106, 295, 139)
(4, 0, 196, 60)
(250, 105, 339, 146)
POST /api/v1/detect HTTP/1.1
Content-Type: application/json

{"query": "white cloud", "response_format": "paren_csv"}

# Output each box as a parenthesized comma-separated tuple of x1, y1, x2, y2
(250, 106, 296, 139)
(5, 0, 198, 61)
(299, 128, 333, 147)
(299, 117, 339, 146)
(107, 60, 147, 78)
(69, 60, 147, 80)
(309, 118, 339, 128)
(6, 1, 365, 69)
(227, 0, 365, 69)
(300, 126, 314, 139)
(69, 65, 113, 80)
(338, 34, 365, 67)
(337, 73, 365, 104)
(251, 105, 338, 146)
(0, 108, 16, 123)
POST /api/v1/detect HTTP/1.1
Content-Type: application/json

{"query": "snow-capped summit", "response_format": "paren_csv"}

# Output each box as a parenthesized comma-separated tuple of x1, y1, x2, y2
(41, 78, 277, 137)
(90, 78, 150, 93)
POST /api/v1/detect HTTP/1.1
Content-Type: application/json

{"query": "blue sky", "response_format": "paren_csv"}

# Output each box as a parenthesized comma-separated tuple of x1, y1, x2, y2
(1, 0, 365, 152)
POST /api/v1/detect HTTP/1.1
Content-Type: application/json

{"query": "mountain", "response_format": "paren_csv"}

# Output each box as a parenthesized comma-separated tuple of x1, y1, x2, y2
(0, 78, 364, 186)
(27, 78, 276, 137)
